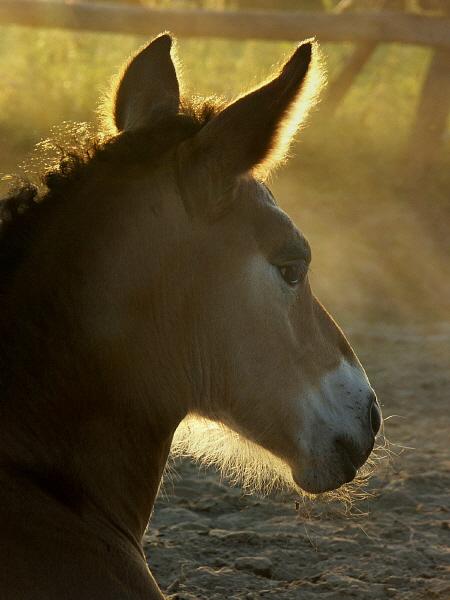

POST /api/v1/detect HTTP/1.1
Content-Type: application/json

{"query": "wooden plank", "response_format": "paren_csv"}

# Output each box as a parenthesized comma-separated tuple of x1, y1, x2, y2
(0, 1, 449, 48)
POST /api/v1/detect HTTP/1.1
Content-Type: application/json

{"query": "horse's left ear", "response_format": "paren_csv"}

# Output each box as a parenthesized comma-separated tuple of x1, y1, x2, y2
(114, 33, 180, 132)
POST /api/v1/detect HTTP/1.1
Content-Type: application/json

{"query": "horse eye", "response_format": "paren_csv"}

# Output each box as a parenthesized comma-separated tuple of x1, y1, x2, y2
(279, 263, 306, 286)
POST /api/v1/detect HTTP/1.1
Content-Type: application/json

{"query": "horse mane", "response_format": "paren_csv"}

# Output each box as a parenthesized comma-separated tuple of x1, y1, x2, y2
(0, 98, 222, 296)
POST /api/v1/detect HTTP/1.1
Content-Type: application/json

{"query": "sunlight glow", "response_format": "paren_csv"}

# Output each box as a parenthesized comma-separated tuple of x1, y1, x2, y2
(171, 414, 391, 507)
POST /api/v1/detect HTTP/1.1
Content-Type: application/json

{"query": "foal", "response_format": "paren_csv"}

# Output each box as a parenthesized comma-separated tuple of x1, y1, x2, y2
(0, 35, 381, 599)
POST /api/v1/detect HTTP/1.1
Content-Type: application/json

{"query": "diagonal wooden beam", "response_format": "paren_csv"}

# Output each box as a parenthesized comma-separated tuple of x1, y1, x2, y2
(321, 42, 378, 115)
(407, 47, 450, 182)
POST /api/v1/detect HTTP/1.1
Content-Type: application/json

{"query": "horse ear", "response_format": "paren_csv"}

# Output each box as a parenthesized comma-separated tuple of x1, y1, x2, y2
(179, 41, 320, 211)
(114, 33, 180, 132)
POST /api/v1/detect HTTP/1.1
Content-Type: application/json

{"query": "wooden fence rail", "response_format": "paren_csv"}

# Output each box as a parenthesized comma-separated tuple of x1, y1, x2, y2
(0, 1, 449, 49)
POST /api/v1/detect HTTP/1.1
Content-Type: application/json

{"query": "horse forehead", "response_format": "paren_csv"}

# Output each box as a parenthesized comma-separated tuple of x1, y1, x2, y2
(246, 180, 304, 247)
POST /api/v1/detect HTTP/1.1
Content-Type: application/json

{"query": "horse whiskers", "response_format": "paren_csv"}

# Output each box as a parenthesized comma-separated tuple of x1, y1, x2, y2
(170, 416, 390, 508)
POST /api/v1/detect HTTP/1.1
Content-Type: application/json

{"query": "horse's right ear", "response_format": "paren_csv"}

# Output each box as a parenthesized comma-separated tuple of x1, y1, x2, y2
(114, 34, 180, 132)
(178, 41, 321, 215)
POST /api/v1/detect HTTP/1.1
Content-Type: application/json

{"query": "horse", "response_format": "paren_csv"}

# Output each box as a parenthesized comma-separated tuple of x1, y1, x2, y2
(0, 34, 381, 599)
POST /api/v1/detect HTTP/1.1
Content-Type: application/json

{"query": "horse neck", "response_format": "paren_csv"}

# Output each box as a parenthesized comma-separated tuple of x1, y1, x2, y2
(0, 290, 176, 545)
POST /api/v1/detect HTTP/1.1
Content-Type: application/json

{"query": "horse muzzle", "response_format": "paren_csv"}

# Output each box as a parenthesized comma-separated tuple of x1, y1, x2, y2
(291, 375, 382, 495)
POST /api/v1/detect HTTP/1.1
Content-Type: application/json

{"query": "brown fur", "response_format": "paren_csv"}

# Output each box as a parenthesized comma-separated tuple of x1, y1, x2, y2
(0, 35, 379, 599)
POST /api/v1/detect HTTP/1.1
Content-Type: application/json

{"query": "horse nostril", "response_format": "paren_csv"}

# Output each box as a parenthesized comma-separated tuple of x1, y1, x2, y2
(369, 395, 381, 436)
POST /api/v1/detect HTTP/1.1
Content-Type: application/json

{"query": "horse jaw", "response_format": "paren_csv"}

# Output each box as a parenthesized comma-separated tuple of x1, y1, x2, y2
(170, 401, 378, 505)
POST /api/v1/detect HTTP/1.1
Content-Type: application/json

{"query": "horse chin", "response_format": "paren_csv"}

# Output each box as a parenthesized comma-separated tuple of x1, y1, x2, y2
(291, 458, 357, 495)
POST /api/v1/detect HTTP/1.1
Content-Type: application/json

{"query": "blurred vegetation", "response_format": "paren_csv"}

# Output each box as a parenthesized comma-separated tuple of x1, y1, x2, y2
(0, 3, 449, 323)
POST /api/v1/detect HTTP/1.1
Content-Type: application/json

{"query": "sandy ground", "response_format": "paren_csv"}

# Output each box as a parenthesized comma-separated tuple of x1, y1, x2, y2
(145, 322, 450, 600)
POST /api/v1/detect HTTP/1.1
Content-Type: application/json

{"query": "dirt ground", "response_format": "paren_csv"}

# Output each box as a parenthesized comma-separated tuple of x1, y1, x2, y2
(145, 322, 450, 600)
